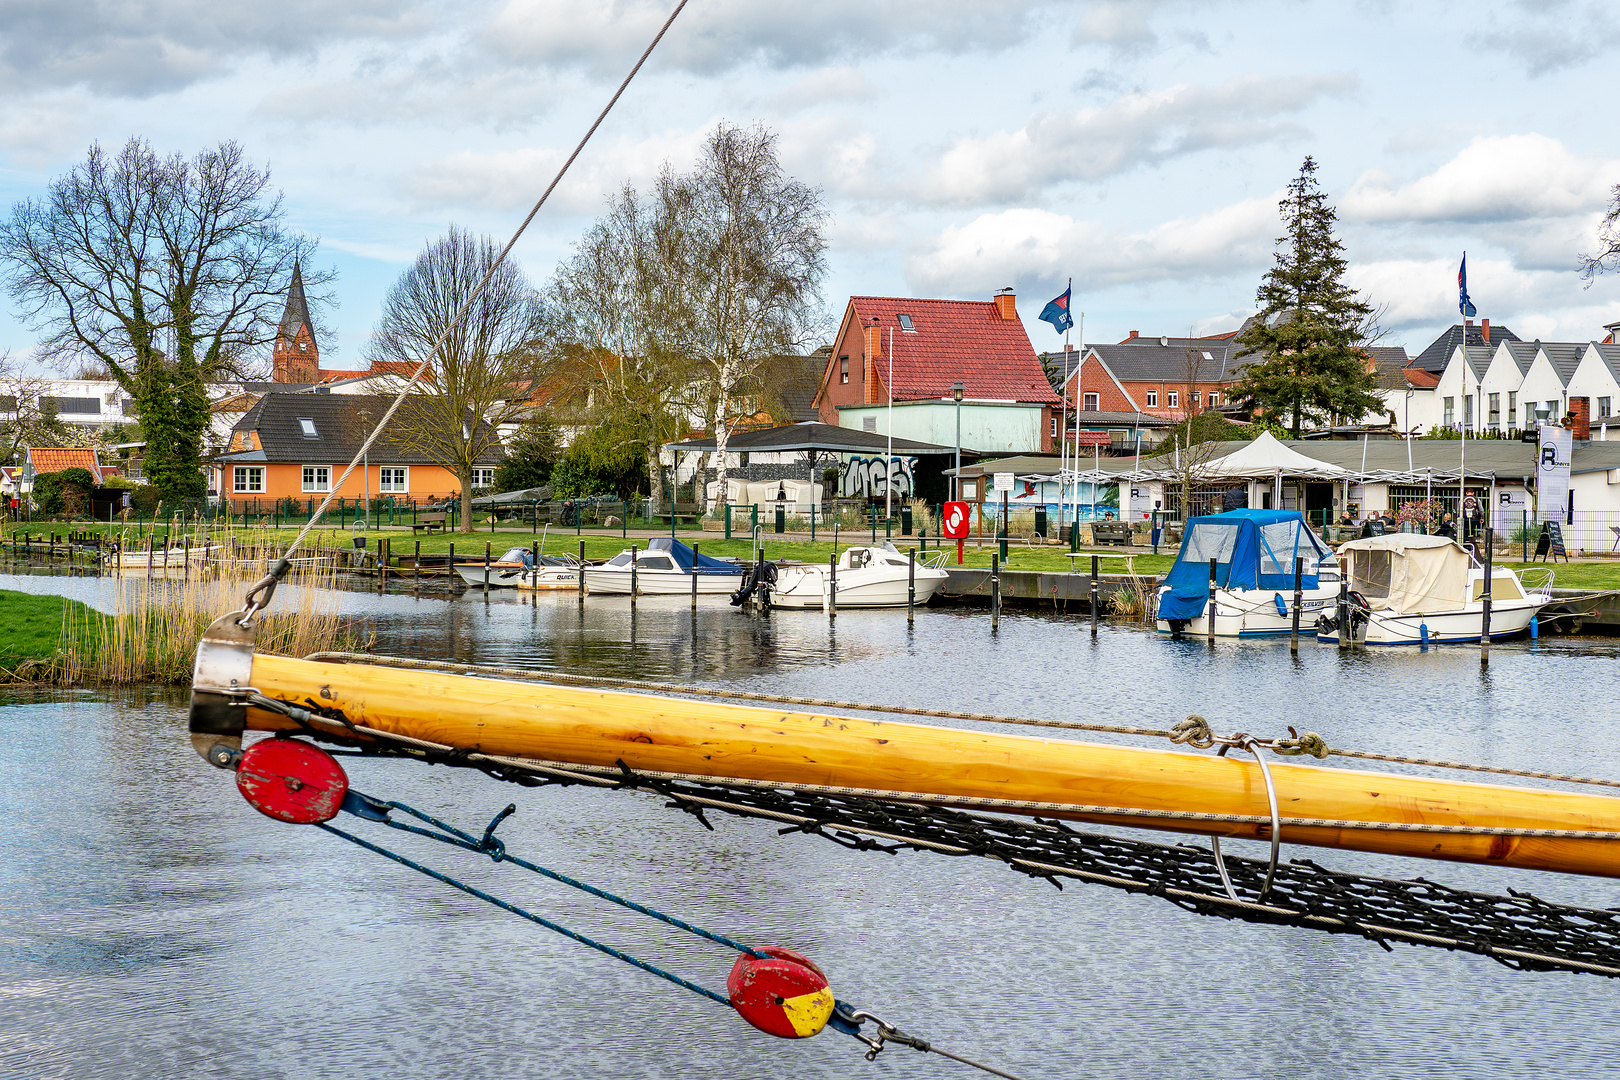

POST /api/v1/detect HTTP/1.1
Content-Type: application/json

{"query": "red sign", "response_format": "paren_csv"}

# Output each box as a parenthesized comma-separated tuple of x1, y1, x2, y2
(942, 501, 971, 539)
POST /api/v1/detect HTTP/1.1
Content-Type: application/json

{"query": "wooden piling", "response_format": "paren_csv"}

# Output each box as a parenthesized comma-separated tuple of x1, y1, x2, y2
(991, 552, 1001, 631)
(1290, 556, 1303, 656)
(1090, 554, 1099, 637)
(1207, 558, 1217, 645)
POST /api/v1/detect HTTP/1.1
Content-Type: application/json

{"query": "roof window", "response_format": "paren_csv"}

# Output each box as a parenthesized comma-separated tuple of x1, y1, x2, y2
(897, 313, 916, 332)
(298, 417, 319, 438)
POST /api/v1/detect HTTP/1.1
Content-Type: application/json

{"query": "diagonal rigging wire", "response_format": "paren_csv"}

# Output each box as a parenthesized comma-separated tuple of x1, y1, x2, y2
(263, 0, 691, 580)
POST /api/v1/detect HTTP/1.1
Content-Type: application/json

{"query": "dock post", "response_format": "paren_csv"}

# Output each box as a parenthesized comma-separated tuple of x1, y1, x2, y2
(1337, 572, 1349, 650)
(1090, 554, 1099, 637)
(1290, 556, 1303, 656)
(484, 541, 491, 592)
(415, 540, 421, 591)
(1207, 558, 1217, 645)
(828, 551, 837, 621)
(691, 543, 699, 610)
(991, 552, 1001, 630)
(578, 540, 586, 603)
(448, 542, 455, 591)
(907, 547, 915, 625)
(630, 544, 638, 605)
(1481, 527, 1493, 666)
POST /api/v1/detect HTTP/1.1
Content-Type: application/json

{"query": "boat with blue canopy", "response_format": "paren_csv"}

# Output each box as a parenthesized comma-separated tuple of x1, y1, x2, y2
(584, 536, 745, 595)
(1156, 509, 1338, 637)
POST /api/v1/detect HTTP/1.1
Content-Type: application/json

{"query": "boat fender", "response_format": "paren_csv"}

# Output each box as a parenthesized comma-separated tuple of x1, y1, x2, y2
(1273, 594, 1288, 618)
(727, 945, 835, 1039)
(235, 738, 350, 825)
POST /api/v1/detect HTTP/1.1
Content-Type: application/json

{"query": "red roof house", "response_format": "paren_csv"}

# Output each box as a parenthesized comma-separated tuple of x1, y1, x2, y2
(25, 447, 110, 485)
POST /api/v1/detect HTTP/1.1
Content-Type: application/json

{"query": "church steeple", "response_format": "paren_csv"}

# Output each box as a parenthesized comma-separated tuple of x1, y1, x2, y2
(272, 260, 320, 383)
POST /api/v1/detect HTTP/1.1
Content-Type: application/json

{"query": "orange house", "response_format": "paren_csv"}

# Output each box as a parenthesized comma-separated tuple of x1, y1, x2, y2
(210, 393, 502, 510)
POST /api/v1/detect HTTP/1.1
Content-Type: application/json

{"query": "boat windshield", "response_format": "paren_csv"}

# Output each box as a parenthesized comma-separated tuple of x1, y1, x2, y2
(606, 552, 632, 567)
(500, 547, 530, 563)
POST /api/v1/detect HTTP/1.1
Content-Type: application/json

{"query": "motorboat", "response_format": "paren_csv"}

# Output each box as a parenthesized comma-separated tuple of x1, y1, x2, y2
(455, 546, 579, 589)
(1156, 510, 1338, 637)
(583, 537, 744, 595)
(105, 543, 224, 570)
(1316, 534, 1555, 645)
(766, 543, 949, 610)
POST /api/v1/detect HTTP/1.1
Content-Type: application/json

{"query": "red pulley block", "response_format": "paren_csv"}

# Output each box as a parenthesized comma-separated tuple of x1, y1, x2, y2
(727, 945, 835, 1039)
(236, 739, 349, 825)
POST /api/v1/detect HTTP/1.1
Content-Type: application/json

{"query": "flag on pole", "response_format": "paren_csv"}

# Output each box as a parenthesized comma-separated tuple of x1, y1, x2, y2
(1038, 285, 1073, 334)
(1458, 253, 1477, 319)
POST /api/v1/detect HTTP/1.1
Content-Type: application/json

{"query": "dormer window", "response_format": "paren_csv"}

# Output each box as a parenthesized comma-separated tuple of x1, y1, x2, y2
(897, 313, 916, 332)
(298, 417, 319, 438)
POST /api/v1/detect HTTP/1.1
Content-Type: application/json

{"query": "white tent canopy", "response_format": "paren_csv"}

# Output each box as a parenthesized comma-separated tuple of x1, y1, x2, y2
(1199, 431, 1351, 479)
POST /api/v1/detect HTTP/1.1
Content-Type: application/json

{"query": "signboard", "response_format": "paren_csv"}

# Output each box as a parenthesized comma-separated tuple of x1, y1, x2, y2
(993, 472, 1015, 493)
(1462, 495, 1478, 513)
(1537, 424, 1572, 525)
(961, 480, 977, 499)
(1537, 521, 1568, 563)
(942, 501, 970, 540)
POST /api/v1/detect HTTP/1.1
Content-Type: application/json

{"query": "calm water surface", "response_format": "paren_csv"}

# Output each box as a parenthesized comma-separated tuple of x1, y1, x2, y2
(3, 569, 1619, 1079)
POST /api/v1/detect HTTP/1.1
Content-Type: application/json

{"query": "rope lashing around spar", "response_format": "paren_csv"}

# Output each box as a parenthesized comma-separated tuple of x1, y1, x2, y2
(227, 736, 1031, 1079)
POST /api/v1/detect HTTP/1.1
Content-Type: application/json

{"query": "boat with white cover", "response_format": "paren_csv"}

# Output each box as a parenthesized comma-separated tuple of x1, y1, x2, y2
(766, 543, 949, 610)
(583, 537, 744, 595)
(1316, 533, 1554, 645)
(455, 546, 580, 589)
(1156, 510, 1339, 637)
(105, 544, 224, 570)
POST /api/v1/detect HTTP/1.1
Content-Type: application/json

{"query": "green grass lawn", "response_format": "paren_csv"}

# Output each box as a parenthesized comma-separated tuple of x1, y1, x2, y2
(0, 590, 107, 667)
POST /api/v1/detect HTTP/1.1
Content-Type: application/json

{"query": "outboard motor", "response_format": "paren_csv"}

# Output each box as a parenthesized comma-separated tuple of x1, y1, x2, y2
(729, 559, 778, 610)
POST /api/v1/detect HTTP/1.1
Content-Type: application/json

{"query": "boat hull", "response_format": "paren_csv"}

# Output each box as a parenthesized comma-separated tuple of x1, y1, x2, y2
(769, 565, 948, 609)
(1318, 600, 1542, 645)
(1156, 586, 1337, 638)
(456, 562, 528, 587)
(583, 568, 744, 595)
(230, 650, 1620, 879)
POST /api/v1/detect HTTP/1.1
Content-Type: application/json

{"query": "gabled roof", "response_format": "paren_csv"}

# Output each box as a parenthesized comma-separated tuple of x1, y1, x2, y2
(1501, 340, 1539, 375)
(1588, 342, 1620, 381)
(1411, 323, 1521, 373)
(1084, 342, 1248, 383)
(213, 393, 502, 465)
(277, 261, 313, 342)
(27, 447, 106, 482)
(667, 420, 963, 456)
(1539, 341, 1584, 381)
(1445, 343, 1493, 382)
(1365, 346, 1412, 390)
(1402, 367, 1440, 388)
(838, 296, 1060, 405)
(760, 355, 824, 424)
(1071, 409, 1178, 427)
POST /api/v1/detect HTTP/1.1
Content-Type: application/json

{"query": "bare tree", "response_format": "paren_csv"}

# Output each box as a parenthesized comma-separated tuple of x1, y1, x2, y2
(0, 137, 329, 499)
(1182, 343, 1208, 423)
(369, 226, 546, 533)
(684, 124, 828, 510)
(1580, 183, 1620, 282)
(548, 179, 703, 508)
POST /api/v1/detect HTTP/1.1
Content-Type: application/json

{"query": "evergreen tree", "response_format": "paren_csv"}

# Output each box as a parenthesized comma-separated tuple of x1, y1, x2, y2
(1228, 156, 1381, 437)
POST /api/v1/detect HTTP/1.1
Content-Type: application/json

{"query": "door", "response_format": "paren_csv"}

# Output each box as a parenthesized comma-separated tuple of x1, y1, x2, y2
(1304, 483, 1335, 528)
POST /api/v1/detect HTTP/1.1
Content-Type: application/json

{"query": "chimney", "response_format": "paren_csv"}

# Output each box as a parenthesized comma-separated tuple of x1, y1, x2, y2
(1571, 396, 1590, 441)
(1127, 330, 1139, 340)
(863, 318, 882, 404)
(1482, 318, 1491, 344)
(993, 287, 1017, 321)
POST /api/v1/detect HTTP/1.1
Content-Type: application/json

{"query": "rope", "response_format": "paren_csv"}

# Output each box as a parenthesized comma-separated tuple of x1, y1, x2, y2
(298, 652, 1620, 793)
(241, 0, 691, 621)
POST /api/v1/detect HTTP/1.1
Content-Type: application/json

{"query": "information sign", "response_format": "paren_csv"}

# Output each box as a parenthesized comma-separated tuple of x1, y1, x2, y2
(993, 472, 1015, 493)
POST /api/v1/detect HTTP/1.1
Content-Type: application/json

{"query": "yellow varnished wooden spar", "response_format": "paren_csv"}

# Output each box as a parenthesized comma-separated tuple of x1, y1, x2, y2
(232, 653, 1620, 879)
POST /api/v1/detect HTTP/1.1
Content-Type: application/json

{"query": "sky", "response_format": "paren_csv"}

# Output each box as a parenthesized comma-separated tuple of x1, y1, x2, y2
(1, 0, 1618, 373)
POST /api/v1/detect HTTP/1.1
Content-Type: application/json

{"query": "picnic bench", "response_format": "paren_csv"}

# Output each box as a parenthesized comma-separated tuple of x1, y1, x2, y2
(1091, 520, 1133, 546)
(654, 501, 701, 526)
(412, 512, 448, 534)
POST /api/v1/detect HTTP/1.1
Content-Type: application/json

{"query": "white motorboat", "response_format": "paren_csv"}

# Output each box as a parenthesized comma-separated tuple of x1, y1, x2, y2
(583, 537, 744, 595)
(766, 543, 950, 610)
(1316, 533, 1554, 645)
(455, 546, 579, 589)
(1156, 510, 1339, 638)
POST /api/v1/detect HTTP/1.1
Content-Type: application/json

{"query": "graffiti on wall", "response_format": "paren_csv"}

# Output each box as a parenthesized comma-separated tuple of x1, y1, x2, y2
(840, 456, 917, 499)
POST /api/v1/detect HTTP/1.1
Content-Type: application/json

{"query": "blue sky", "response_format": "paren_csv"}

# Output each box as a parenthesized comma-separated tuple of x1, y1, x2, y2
(1, 0, 1617, 373)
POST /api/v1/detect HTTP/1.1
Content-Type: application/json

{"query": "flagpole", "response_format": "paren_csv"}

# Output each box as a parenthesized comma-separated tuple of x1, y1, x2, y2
(1460, 251, 1468, 540)
(1074, 310, 1084, 520)
(1060, 278, 1071, 534)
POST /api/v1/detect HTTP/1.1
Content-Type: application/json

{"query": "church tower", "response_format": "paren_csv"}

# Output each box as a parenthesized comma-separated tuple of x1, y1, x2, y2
(272, 261, 320, 383)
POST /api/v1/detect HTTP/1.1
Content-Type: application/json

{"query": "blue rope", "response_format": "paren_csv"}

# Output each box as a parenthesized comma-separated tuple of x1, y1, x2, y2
(359, 795, 772, 961)
(317, 820, 733, 1007)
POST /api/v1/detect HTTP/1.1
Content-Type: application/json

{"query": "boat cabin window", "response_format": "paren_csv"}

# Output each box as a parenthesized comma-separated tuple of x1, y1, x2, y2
(501, 547, 529, 563)
(1473, 574, 1523, 601)
(882, 557, 907, 566)
(1178, 523, 1239, 566)
(638, 555, 677, 570)
(1346, 550, 1393, 600)
(606, 552, 633, 567)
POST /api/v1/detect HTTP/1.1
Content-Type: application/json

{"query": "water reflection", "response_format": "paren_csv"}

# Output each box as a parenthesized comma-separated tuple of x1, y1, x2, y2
(2, 570, 1619, 1078)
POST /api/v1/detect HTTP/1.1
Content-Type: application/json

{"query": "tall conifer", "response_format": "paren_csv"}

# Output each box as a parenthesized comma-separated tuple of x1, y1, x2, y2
(1228, 156, 1380, 437)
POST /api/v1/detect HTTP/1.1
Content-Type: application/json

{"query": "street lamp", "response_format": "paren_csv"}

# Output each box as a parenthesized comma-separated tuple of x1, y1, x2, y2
(951, 381, 964, 502)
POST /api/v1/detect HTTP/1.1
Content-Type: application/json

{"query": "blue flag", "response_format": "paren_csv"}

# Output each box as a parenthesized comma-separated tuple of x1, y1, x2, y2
(1038, 285, 1073, 334)
(1458, 254, 1477, 319)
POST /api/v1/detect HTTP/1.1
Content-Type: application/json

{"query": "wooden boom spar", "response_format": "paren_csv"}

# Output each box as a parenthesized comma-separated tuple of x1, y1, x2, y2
(189, 613, 1620, 879)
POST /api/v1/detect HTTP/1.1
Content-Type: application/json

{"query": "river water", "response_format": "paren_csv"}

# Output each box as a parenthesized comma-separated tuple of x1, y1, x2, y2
(3, 569, 1619, 1079)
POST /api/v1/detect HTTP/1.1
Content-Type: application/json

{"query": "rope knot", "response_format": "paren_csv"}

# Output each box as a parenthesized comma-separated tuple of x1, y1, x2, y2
(1274, 728, 1330, 758)
(1170, 714, 1216, 749)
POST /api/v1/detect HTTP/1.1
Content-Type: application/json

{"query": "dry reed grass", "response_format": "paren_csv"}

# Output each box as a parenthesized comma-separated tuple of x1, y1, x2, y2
(1106, 577, 1157, 622)
(52, 529, 367, 686)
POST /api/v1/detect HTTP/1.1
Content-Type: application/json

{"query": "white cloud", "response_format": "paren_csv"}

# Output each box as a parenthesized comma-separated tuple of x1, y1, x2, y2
(481, 0, 1054, 78)
(920, 73, 1354, 206)
(906, 193, 1280, 295)
(1469, 0, 1617, 77)
(1344, 134, 1620, 224)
